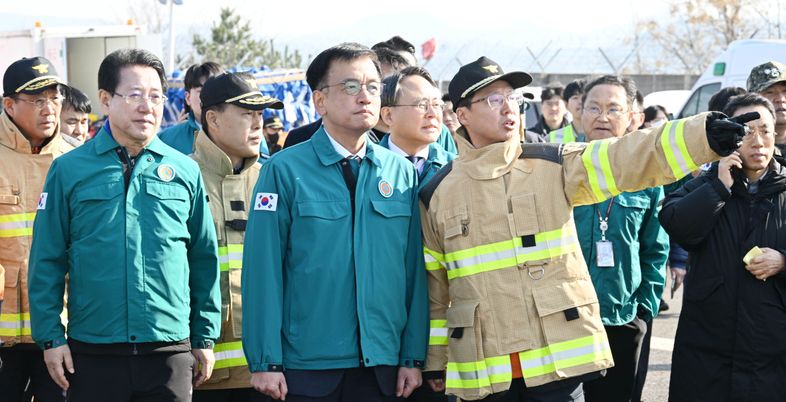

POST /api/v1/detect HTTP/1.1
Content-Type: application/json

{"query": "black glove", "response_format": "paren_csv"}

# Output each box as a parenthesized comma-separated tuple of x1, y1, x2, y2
(705, 111, 760, 156)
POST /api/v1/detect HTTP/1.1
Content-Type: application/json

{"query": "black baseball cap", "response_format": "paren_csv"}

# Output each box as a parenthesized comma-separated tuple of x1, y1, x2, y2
(200, 72, 284, 111)
(3, 57, 64, 97)
(448, 56, 532, 111)
(263, 116, 284, 129)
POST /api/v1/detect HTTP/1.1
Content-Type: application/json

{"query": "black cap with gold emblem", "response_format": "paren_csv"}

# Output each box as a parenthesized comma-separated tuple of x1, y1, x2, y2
(448, 56, 532, 111)
(3, 56, 64, 97)
(201, 72, 284, 111)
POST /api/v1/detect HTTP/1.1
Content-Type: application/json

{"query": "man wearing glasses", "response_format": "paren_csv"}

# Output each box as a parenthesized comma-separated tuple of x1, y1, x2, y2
(29, 49, 221, 402)
(0, 56, 74, 402)
(572, 76, 669, 402)
(242, 43, 428, 402)
(419, 56, 753, 401)
(379, 66, 456, 190)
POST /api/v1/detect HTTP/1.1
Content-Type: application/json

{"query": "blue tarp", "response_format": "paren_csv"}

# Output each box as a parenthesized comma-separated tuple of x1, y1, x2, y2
(163, 67, 318, 130)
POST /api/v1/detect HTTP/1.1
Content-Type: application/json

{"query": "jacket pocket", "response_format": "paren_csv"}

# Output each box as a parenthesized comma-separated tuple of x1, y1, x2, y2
(532, 278, 603, 346)
(0, 194, 19, 205)
(145, 181, 190, 201)
(446, 301, 481, 363)
(511, 193, 540, 236)
(297, 201, 349, 220)
(445, 301, 501, 398)
(370, 199, 411, 218)
(442, 205, 469, 240)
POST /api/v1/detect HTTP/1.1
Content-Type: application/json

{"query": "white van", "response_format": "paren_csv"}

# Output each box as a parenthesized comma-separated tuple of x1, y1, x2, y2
(677, 39, 786, 118)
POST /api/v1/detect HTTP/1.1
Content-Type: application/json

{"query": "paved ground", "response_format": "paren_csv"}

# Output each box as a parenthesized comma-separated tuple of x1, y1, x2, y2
(641, 274, 683, 402)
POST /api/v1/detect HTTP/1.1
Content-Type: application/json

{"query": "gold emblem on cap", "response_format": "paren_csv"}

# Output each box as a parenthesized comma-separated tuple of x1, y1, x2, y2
(32, 64, 49, 74)
(483, 65, 499, 74)
(244, 78, 258, 88)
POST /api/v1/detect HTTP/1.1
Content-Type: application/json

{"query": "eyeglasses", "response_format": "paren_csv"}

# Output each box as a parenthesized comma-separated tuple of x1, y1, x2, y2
(319, 79, 384, 96)
(13, 95, 64, 110)
(742, 127, 774, 142)
(112, 92, 168, 106)
(584, 105, 628, 119)
(469, 92, 525, 110)
(388, 100, 445, 113)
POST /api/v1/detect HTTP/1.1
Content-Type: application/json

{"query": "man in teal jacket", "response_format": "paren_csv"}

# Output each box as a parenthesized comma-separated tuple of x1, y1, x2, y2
(378, 66, 455, 191)
(159, 62, 222, 155)
(28, 49, 221, 402)
(242, 43, 428, 402)
(573, 76, 669, 402)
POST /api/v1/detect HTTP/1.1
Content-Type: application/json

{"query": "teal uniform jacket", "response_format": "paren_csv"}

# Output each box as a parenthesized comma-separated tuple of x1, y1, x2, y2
(574, 187, 670, 326)
(377, 135, 456, 189)
(159, 112, 270, 156)
(241, 127, 428, 372)
(29, 124, 221, 349)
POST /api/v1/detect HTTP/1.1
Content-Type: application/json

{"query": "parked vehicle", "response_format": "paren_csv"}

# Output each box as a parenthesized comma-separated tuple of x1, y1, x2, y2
(677, 39, 786, 118)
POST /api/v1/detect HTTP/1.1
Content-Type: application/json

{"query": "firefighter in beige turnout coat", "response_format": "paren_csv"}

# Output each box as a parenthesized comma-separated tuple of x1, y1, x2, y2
(190, 72, 283, 399)
(420, 57, 748, 401)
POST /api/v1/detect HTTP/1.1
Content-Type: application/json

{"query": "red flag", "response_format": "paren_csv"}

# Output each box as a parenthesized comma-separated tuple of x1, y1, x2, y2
(421, 38, 437, 61)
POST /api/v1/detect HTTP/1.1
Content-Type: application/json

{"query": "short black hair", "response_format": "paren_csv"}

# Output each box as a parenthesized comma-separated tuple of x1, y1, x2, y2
(442, 93, 451, 103)
(374, 47, 412, 73)
(540, 85, 564, 103)
(306, 43, 381, 91)
(381, 66, 436, 107)
(184, 62, 222, 91)
(643, 105, 668, 123)
(372, 36, 416, 54)
(582, 75, 637, 109)
(708, 86, 747, 112)
(563, 79, 585, 102)
(98, 48, 167, 94)
(61, 85, 91, 114)
(722, 93, 776, 120)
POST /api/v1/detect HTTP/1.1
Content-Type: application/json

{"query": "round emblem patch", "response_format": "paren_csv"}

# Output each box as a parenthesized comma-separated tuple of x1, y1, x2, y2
(378, 179, 393, 198)
(157, 164, 176, 182)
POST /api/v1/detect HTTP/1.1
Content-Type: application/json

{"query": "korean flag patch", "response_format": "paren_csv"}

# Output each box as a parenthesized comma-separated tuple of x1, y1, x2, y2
(37, 192, 48, 210)
(254, 193, 278, 212)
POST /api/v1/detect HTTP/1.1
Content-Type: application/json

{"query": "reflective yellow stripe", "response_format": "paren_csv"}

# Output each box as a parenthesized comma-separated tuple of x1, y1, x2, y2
(213, 341, 248, 369)
(424, 247, 446, 271)
(518, 333, 612, 379)
(661, 120, 698, 179)
(429, 319, 448, 346)
(548, 125, 575, 144)
(442, 228, 579, 280)
(0, 212, 36, 223)
(446, 355, 512, 389)
(0, 212, 35, 238)
(0, 313, 32, 336)
(582, 140, 619, 202)
(218, 244, 244, 272)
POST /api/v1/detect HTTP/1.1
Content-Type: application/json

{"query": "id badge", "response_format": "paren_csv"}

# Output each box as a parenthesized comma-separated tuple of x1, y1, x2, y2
(595, 240, 615, 267)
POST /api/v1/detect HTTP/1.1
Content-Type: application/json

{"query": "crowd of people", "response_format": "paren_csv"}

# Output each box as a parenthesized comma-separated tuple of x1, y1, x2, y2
(1, 33, 785, 402)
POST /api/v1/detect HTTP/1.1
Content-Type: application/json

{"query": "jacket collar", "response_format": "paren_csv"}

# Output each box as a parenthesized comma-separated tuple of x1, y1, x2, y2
(192, 129, 258, 176)
(311, 126, 382, 168)
(454, 126, 521, 180)
(0, 112, 69, 155)
(94, 120, 172, 157)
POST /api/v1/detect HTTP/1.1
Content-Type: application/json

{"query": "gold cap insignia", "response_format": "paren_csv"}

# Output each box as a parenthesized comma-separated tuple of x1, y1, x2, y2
(32, 64, 49, 74)
(483, 65, 499, 74)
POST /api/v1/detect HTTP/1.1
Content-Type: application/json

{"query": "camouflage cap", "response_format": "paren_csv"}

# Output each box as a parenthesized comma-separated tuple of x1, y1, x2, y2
(747, 61, 786, 93)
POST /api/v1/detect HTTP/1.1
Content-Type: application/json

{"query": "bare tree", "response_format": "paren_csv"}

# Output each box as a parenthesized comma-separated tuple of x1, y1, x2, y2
(631, 0, 764, 74)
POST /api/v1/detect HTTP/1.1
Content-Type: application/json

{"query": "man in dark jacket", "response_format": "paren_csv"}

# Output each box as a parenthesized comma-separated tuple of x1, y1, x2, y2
(659, 93, 786, 402)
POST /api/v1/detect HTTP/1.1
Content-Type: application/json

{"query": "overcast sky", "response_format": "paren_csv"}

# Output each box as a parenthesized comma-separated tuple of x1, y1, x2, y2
(4, 0, 775, 77)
